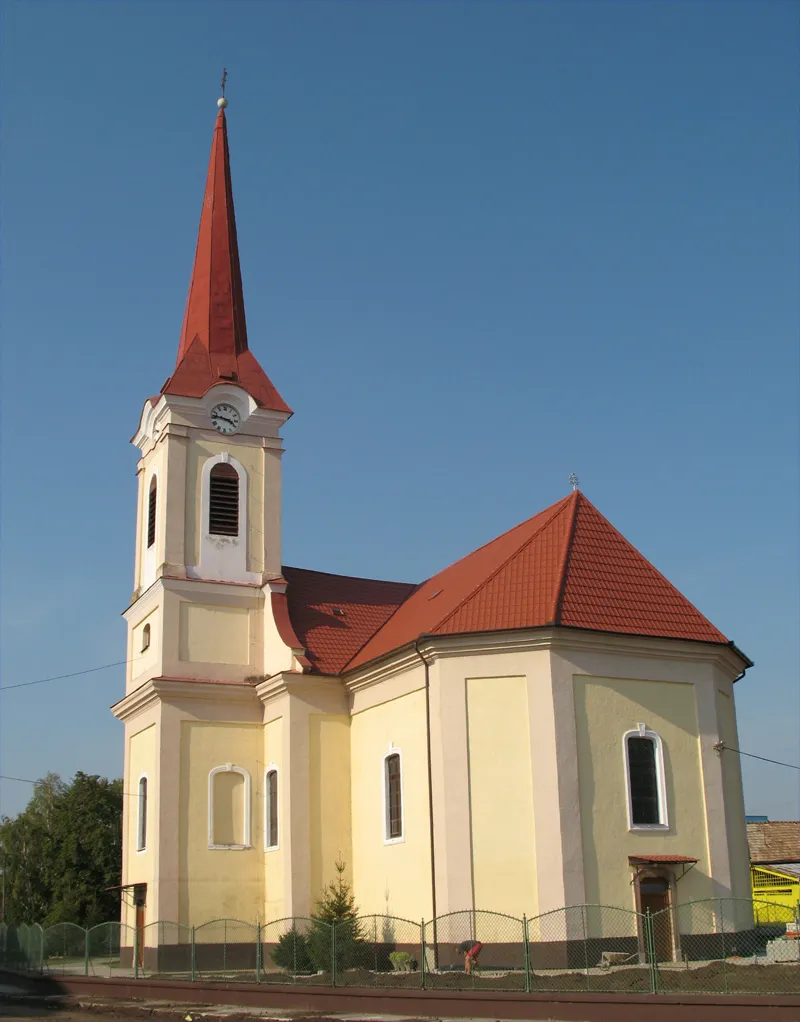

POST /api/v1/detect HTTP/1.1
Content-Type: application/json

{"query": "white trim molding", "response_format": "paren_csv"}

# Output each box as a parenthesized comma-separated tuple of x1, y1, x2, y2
(382, 744, 405, 845)
(264, 763, 280, 851)
(189, 453, 260, 584)
(208, 763, 252, 850)
(623, 724, 669, 831)
(136, 773, 148, 853)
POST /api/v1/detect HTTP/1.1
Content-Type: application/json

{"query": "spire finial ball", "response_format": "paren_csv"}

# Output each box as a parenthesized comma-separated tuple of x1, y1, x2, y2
(217, 97, 228, 109)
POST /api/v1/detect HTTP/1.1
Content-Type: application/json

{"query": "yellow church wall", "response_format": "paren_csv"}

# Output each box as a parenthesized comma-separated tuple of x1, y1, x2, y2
(263, 716, 284, 922)
(574, 675, 713, 920)
(185, 438, 266, 575)
(125, 724, 157, 929)
(466, 676, 537, 918)
(309, 714, 352, 902)
(715, 681, 752, 909)
(178, 603, 251, 665)
(129, 607, 160, 683)
(350, 689, 431, 920)
(179, 720, 262, 925)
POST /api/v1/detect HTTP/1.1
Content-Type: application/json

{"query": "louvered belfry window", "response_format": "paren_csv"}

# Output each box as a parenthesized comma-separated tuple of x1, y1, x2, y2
(209, 463, 239, 536)
(147, 478, 157, 548)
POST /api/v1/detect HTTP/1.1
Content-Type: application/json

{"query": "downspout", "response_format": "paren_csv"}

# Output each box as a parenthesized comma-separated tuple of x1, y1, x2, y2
(414, 637, 438, 967)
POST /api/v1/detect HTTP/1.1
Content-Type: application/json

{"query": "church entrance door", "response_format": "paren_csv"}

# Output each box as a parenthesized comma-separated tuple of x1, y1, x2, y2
(639, 877, 673, 961)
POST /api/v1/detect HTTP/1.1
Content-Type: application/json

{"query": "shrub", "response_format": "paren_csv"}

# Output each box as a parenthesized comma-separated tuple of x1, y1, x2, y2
(271, 927, 313, 974)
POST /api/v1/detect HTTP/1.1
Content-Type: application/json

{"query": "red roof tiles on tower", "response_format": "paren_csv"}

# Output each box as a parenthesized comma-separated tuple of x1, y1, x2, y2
(161, 108, 290, 414)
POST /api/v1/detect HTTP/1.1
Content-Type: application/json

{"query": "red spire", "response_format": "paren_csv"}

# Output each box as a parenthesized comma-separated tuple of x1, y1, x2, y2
(162, 106, 291, 415)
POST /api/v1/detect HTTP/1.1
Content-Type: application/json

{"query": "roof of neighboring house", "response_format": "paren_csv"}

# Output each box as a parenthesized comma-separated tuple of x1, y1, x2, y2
(748, 821, 800, 864)
(282, 490, 744, 675)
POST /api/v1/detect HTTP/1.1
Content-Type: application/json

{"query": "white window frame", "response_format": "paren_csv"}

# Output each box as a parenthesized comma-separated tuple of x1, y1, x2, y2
(141, 623, 151, 652)
(623, 723, 669, 831)
(136, 773, 148, 853)
(264, 764, 280, 851)
(188, 453, 260, 584)
(208, 763, 252, 850)
(142, 470, 158, 587)
(382, 745, 405, 845)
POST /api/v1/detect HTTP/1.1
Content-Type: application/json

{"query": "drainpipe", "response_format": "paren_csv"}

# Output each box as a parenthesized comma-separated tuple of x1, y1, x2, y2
(413, 637, 438, 967)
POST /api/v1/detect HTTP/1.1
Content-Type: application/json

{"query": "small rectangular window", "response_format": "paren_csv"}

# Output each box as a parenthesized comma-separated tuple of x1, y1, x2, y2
(137, 777, 148, 851)
(628, 736, 660, 825)
(266, 769, 278, 848)
(385, 753, 402, 840)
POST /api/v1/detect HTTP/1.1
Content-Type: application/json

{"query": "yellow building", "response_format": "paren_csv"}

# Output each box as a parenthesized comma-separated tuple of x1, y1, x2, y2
(112, 98, 754, 963)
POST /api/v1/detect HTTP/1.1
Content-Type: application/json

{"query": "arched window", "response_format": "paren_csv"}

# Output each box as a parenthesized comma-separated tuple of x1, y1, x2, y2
(624, 726, 668, 828)
(141, 624, 151, 652)
(137, 776, 148, 851)
(265, 768, 278, 849)
(147, 477, 157, 548)
(384, 751, 403, 841)
(208, 764, 251, 849)
(209, 464, 239, 536)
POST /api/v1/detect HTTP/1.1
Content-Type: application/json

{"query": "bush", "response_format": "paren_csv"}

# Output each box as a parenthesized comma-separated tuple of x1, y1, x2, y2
(271, 927, 314, 974)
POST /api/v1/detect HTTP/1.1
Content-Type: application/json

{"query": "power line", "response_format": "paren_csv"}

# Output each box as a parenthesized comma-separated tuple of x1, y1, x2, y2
(715, 742, 800, 771)
(0, 774, 143, 798)
(0, 659, 136, 693)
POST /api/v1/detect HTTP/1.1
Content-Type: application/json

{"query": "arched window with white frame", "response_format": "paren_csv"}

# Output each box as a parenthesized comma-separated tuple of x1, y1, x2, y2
(383, 748, 404, 843)
(624, 725, 668, 829)
(191, 454, 256, 583)
(264, 767, 279, 849)
(137, 775, 148, 851)
(208, 764, 251, 849)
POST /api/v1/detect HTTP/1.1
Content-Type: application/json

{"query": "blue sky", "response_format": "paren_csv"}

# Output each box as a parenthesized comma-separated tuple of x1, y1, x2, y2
(0, 0, 797, 822)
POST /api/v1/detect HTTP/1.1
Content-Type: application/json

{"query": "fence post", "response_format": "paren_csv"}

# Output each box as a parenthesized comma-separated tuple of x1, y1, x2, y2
(645, 909, 656, 994)
(190, 926, 196, 982)
(522, 915, 530, 994)
(719, 899, 728, 995)
(331, 922, 337, 987)
(256, 922, 261, 984)
(420, 920, 426, 990)
(84, 928, 89, 976)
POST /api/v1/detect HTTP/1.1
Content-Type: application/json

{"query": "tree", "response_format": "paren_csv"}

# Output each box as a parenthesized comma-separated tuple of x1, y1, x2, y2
(0, 772, 123, 926)
(306, 857, 369, 973)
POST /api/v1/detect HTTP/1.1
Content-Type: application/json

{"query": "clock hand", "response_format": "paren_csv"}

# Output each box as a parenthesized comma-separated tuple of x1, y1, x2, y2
(216, 415, 236, 427)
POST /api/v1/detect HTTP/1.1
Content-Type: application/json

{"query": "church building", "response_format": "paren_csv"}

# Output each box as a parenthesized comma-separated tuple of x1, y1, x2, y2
(112, 99, 753, 960)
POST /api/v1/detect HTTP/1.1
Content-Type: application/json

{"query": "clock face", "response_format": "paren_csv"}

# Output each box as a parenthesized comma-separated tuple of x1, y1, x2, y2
(210, 403, 241, 435)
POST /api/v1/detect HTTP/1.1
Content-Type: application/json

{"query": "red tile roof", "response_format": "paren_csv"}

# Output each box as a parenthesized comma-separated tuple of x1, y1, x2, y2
(629, 854, 699, 865)
(282, 566, 417, 676)
(345, 490, 730, 671)
(282, 491, 739, 676)
(161, 108, 291, 415)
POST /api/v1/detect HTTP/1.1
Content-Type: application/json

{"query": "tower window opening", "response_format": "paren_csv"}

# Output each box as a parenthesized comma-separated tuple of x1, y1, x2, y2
(147, 478, 157, 548)
(209, 463, 239, 536)
(141, 623, 151, 652)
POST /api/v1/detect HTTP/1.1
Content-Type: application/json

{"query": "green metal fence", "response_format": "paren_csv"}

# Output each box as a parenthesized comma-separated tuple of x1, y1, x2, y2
(1, 897, 797, 995)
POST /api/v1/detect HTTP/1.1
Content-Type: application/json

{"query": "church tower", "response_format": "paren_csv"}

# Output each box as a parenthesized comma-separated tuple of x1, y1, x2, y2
(114, 98, 313, 934)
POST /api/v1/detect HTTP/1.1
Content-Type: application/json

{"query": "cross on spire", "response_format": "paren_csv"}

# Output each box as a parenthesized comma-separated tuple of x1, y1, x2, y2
(569, 472, 580, 491)
(220, 68, 228, 97)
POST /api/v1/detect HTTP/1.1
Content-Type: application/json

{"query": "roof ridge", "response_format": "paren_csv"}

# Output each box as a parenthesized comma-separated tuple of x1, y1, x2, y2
(433, 496, 575, 636)
(551, 491, 581, 624)
(283, 564, 418, 588)
(574, 498, 729, 639)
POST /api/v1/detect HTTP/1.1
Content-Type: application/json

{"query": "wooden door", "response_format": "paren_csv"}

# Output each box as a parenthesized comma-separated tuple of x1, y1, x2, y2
(640, 878, 673, 962)
(135, 905, 145, 967)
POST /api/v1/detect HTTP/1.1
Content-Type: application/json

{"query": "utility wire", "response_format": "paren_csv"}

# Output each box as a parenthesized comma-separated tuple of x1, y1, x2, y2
(715, 742, 800, 771)
(0, 659, 137, 692)
(0, 774, 143, 798)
